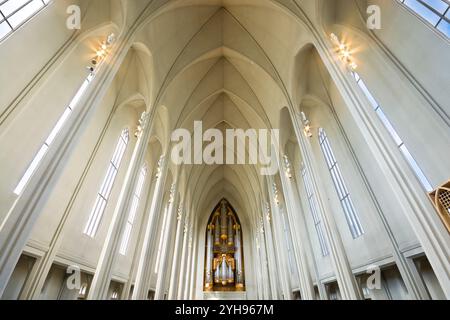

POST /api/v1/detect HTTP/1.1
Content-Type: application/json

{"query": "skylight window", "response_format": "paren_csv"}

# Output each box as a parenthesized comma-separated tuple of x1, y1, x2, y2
(399, 0, 450, 38)
(0, 0, 50, 41)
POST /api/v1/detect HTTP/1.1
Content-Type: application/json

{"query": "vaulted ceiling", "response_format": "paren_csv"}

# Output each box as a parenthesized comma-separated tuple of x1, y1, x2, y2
(93, 0, 364, 228)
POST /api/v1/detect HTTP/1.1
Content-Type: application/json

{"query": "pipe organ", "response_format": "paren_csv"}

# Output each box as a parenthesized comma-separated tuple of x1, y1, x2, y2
(204, 199, 245, 291)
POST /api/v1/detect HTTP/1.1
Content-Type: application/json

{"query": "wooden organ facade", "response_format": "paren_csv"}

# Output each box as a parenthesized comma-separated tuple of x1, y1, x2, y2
(204, 200, 245, 292)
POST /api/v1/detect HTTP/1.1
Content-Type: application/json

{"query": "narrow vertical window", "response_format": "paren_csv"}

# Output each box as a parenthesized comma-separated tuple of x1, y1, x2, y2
(119, 165, 147, 255)
(0, 0, 51, 41)
(13, 73, 94, 196)
(352, 72, 433, 192)
(301, 166, 329, 256)
(398, 0, 450, 38)
(318, 128, 364, 238)
(84, 128, 130, 238)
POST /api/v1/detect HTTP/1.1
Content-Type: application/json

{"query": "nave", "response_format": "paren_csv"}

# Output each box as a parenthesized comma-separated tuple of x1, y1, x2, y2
(0, 0, 449, 300)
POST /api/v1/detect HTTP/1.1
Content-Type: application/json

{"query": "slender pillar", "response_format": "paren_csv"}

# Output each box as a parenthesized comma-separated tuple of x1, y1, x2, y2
(278, 154, 315, 300)
(253, 235, 262, 299)
(167, 203, 186, 299)
(182, 228, 194, 299)
(267, 180, 292, 300)
(257, 215, 271, 300)
(177, 221, 190, 299)
(154, 183, 178, 300)
(132, 155, 169, 299)
(262, 201, 280, 299)
(297, 165, 330, 300)
(204, 223, 214, 291)
(120, 175, 156, 300)
(188, 223, 199, 299)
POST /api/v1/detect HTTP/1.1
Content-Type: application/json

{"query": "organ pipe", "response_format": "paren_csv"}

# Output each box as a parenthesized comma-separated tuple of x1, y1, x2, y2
(204, 199, 245, 292)
(220, 200, 228, 240)
(227, 215, 234, 246)
(205, 225, 213, 289)
(214, 215, 220, 245)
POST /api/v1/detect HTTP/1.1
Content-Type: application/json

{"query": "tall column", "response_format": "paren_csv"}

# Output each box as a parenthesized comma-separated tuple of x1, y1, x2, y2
(0, 34, 133, 297)
(121, 175, 157, 300)
(253, 221, 264, 299)
(293, 111, 362, 300)
(176, 220, 190, 299)
(253, 235, 262, 299)
(182, 228, 194, 299)
(188, 223, 199, 299)
(203, 223, 214, 291)
(132, 154, 169, 299)
(278, 154, 315, 300)
(235, 226, 244, 290)
(258, 217, 271, 300)
(167, 202, 186, 299)
(87, 112, 152, 300)
(154, 183, 178, 300)
(296, 165, 329, 300)
(262, 201, 280, 299)
(267, 180, 292, 300)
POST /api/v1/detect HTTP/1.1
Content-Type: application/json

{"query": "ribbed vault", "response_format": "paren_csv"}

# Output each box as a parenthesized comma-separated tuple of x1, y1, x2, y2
(128, 1, 318, 233)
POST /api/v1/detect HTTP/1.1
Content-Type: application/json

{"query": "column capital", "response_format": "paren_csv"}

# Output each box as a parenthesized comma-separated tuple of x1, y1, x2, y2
(177, 203, 183, 221)
(168, 183, 176, 204)
(282, 154, 293, 180)
(265, 202, 271, 222)
(155, 155, 166, 180)
(272, 183, 280, 206)
(134, 111, 149, 138)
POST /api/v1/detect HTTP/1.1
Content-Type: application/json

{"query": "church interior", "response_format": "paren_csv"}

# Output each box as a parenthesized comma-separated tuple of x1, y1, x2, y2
(0, 0, 449, 300)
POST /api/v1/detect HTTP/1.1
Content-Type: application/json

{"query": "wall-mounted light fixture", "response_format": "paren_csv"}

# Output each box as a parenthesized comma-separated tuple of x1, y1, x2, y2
(259, 216, 265, 234)
(177, 203, 183, 221)
(300, 111, 313, 138)
(168, 183, 176, 204)
(265, 202, 271, 222)
(283, 154, 293, 179)
(87, 33, 116, 73)
(155, 155, 164, 180)
(330, 33, 358, 71)
(272, 182, 280, 205)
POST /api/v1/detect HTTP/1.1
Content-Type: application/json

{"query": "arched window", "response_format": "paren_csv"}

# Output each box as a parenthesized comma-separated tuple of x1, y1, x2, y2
(352, 72, 433, 192)
(318, 128, 364, 239)
(0, 0, 51, 41)
(119, 164, 147, 255)
(84, 128, 129, 237)
(13, 72, 94, 196)
(301, 166, 329, 256)
(398, 0, 450, 38)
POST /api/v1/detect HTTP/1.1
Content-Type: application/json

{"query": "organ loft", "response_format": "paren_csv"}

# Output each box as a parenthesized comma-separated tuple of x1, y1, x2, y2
(204, 200, 245, 292)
